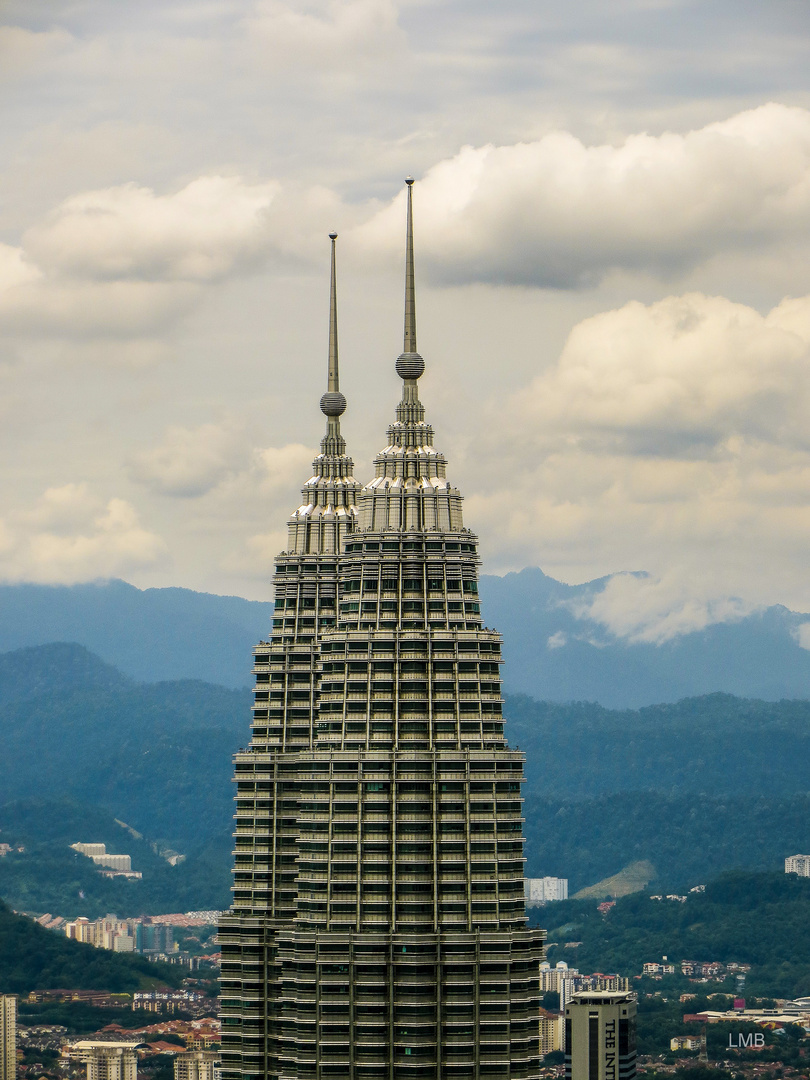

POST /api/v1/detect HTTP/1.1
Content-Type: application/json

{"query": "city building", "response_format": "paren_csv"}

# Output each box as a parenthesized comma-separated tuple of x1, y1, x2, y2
(219, 183, 545, 1080)
(175, 1051, 221, 1080)
(538, 1009, 563, 1055)
(785, 854, 810, 876)
(540, 964, 628, 1010)
(135, 922, 174, 955)
(565, 991, 637, 1080)
(62, 915, 173, 954)
(539, 965, 629, 1051)
(525, 878, 568, 905)
(670, 1036, 702, 1051)
(68, 1042, 140, 1080)
(642, 963, 675, 976)
(132, 991, 209, 1016)
(1, 995, 16, 1080)
(70, 844, 141, 879)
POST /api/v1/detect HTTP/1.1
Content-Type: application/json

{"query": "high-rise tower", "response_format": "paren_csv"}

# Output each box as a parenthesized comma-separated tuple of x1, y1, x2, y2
(220, 233, 361, 1079)
(220, 185, 545, 1080)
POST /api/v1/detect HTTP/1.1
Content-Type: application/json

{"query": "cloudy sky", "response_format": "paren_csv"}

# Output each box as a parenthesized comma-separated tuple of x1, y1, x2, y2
(2, 0, 810, 641)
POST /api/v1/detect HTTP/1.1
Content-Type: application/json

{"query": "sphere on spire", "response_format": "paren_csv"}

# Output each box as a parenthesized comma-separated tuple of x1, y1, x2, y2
(396, 353, 424, 379)
(320, 390, 347, 416)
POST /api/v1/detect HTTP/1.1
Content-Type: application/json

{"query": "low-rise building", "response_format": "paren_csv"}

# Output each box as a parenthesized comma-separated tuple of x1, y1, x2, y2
(671, 1035, 702, 1051)
(525, 877, 569, 905)
(174, 1051, 220, 1080)
(684, 1008, 810, 1027)
(70, 845, 141, 879)
(785, 854, 810, 877)
(642, 963, 675, 976)
(132, 992, 209, 1017)
(67, 1042, 141, 1080)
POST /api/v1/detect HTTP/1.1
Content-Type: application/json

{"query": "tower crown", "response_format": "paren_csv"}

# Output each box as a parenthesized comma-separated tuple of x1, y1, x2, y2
(286, 233, 360, 555)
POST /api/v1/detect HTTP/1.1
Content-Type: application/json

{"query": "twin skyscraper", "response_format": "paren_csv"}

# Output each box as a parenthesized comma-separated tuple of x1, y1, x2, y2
(219, 179, 546, 1080)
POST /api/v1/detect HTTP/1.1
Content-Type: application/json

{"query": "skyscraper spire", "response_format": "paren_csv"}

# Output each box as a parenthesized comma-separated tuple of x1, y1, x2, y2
(320, 231, 347, 445)
(396, 177, 425, 386)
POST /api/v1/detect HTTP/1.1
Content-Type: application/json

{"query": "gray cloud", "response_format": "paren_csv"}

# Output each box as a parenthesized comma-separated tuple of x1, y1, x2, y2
(356, 104, 810, 287)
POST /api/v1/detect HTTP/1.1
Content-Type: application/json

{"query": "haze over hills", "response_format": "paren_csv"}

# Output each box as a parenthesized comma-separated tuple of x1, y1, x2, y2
(2, 573, 810, 706)
(2, 644, 810, 913)
(0, 579, 268, 689)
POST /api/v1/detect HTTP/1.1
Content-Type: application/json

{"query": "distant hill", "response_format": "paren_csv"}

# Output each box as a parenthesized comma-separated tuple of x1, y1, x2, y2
(0, 579, 269, 688)
(505, 692, 810, 798)
(523, 790, 810, 892)
(2, 573, 810, 704)
(532, 871, 810, 999)
(0, 799, 232, 917)
(572, 861, 656, 900)
(0, 898, 182, 993)
(3, 646, 810, 912)
(480, 567, 810, 707)
(0, 643, 250, 851)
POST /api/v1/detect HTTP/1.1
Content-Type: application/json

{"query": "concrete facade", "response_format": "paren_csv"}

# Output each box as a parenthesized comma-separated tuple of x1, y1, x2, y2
(785, 854, 810, 876)
(0, 995, 16, 1080)
(175, 1051, 221, 1080)
(565, 992, 636, 1080)
(525, 879, 568, 905)
(69, 1043, 138, 1080)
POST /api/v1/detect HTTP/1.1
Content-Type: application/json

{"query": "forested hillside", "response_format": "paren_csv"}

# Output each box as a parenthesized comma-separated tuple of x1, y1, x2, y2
(523, 791, 810, 891)
(0, 801, 232, 916)
(3, 645, 810, 911)
(0, 899, 182, 993)
(505, 692, 810, 797)
(0, 643, 249, 850)
(530, 871, 810, 998)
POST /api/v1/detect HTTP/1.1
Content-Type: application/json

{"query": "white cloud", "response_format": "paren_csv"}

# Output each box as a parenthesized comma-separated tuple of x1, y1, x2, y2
(255, 444, 317, 492)
(24, 175, 279, 282)
(355, 103, 810, 287)
(793, 622, 810, 651)
(0, 175, 282, 337)
(463, 287, 810, 625)
(131, 421, 245, 497)
(520, 291, 810, 454)
(242, 0, 403, 76)
(0, 484, 166, 584)
(0, 24, 74, 79)
(9, 102, 810, 344)
(0, 242, 42, 290)
(568, 570, 755, 644)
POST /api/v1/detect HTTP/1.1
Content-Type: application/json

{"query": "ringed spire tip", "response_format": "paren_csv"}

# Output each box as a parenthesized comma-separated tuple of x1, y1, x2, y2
(397, 174, 424, 380)
(321, 230, 346, 418)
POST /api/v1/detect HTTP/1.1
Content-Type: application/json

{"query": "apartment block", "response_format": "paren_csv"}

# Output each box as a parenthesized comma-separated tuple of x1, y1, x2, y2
(1, 995, 16, 1080)
(785, 854, 810, 877)
(525, 878, 568, 905)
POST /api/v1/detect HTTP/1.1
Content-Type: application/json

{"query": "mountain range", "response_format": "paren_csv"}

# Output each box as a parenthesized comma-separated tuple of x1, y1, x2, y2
(2, 644, 810, 914)
(2, 571, 810, 706)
